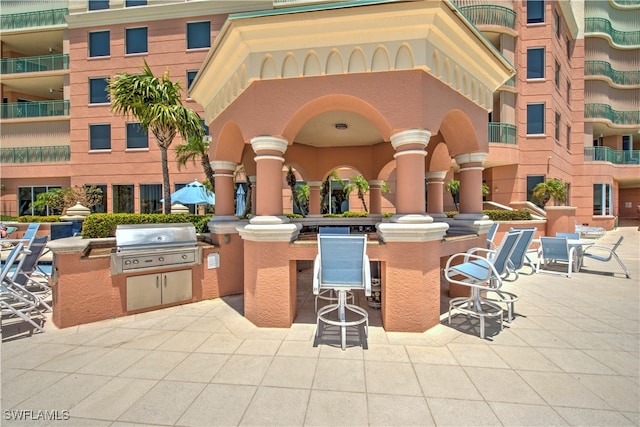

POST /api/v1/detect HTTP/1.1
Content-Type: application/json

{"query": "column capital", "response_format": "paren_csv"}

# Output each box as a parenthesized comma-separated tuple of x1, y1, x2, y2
(248, 175, 257, 183)
(390, 129, 431, 150)
(369, 180, 385, 187)
(250, 136, 288, 153)
(210, 160, 237, 172)
(425, 171, 447, 181)
(454, 152, 487, 166)
(306, 181, 323, 187)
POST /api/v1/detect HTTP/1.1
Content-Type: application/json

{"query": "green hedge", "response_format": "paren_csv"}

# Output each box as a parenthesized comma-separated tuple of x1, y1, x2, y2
(18, 215, 62, 223)
(445, 209, 532, 221)
(81, 213, 211, 238)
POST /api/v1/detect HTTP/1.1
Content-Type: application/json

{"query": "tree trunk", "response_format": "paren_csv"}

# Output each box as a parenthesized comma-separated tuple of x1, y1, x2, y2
(358, 189, 368, 212)
(161, 147, 171, 214)
(201, 154, 215, 192)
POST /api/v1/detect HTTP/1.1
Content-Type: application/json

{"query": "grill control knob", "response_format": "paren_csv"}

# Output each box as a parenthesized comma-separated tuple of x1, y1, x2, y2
(158, 257, 164, 262)
(182, 254, 188, 260)
(124, 260, 132, 265)
(133, 260, 139, 264)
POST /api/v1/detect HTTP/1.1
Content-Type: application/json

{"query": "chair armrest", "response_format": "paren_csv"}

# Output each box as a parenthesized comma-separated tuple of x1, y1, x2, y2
(444, 252, 503, 289)
(363, 255, 371, 297)
(312, 254, 321, 295)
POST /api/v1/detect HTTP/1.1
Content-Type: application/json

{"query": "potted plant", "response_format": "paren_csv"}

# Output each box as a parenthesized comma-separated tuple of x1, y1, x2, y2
(531, 178, 567, 208)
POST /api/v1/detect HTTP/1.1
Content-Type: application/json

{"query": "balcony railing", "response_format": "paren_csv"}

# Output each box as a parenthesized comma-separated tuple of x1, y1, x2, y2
(0, 145, 71, 163)
(0, 100, 70, 119)
(584, 146, 640, 165)
(457, 4, 516, 30)
(585, 17, 640, 46)
(585, 60, 640, 86)
(611, 0, 640, 6)
(0, 8, 68, 30)
(585, 103, 640, 126)
(488, 122, 517, 144)
(502, 75, 516, 87)
(1, 54, 69, 75)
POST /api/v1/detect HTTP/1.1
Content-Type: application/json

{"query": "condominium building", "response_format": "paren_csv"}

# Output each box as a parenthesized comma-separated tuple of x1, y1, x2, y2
(1, 0, 638, 227)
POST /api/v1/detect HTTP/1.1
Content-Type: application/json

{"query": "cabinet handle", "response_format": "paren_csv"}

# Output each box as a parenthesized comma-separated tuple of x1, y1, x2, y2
(156, 276, 159, 288)
(164, 275, 167, 288)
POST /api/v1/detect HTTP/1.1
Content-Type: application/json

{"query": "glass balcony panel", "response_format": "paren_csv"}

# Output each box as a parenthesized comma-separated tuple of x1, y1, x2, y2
(0, 8, 68, 30)
(585, 60, 640, 86)
(0, 100, 70, 119)
(1, 54, 69, 75)
(457, 4, 516, 30)
(0, 145, 71, 163)
(488, 123, 517, 144)
(585, 17, 640, 46)
(585, 103, 640, 126)
(584, 146, 640, 164)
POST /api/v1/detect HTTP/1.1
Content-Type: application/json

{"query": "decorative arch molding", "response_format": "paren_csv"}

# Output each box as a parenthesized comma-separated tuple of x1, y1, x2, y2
(214, 121, 246, 163)
(326, 49, 344, 75)
(260, 55, 278, 80)
(282, 54, 299, 78)
(371, 46, 391, 71)
(348, 48, 367, 73)
(395, 44, 414, 70)
(303, 52, 322, 76)
(437, 109, 482, 157)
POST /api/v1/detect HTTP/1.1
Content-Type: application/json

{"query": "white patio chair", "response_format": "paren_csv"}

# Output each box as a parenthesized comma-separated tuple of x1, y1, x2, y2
(314, 226, 355, 312)
(536, 236, 575, 278)
(574, 220, 605, 239)
(444, 230, 522, 338)
(313, 234, 371, 350)
(8, 236, 52, 311)
(582, 236, 630, 278)
(486, 223, 499, 249)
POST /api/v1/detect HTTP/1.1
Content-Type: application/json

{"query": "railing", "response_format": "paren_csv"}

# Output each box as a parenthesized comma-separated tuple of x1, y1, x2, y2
(0, 8, 68, 30)
(457, 4, 516, 30)
(0, 100, 70, 119)
(488, 122, 517, 144)
(585, 103, 640, 126)
(502, 75, 516, 87)
(611, 0, 640, 6)
(1, 54, 69, 75)
(0, 145, 71, 163)
(585, 17, 640, 46)
(584, 146, 640, 165)
(585, 60, 640, 86)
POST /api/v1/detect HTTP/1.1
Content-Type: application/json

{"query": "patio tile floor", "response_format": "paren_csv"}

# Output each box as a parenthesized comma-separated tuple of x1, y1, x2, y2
(1, 220, 639, 426)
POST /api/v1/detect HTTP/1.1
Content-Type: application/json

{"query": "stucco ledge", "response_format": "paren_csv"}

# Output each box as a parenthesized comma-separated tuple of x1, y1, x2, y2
(377, 222, 449, 243)
(237, 223, 302, 242)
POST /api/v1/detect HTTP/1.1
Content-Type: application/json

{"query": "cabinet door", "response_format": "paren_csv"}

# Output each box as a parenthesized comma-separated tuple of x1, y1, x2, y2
(126, 274, 162, 311)
(161, 269, 193, 305)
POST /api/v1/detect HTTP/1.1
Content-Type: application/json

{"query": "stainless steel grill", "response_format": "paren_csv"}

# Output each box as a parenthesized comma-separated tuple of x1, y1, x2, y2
(110, 223, 202, 275)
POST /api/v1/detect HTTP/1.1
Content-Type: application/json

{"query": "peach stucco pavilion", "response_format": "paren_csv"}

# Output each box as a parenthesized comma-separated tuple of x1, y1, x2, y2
(190, 0, 515, 332)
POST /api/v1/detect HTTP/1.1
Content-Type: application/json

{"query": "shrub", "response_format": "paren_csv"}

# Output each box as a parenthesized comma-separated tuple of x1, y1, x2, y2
(81, 213, 211, 238)
(18, 215, 62, 223)
(445, 210, 532, 221)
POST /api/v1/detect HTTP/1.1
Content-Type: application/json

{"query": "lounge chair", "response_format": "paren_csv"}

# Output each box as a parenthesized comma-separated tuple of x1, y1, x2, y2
(582, 236, 630, 278)
(574, 221, 605, 239)
(536, 236, 576, 277)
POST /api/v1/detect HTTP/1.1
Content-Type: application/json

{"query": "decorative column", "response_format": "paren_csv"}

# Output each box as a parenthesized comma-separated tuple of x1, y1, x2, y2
(425, 171, 447, 220)
(369, 180, 384, 215)
(449, 152, 491, 237)
(210, 160, 237, 218)
(237, 136, 301, 328)
(376, 129, 448, 333)
(307, 181, 322, 217)
(248, 175, 257, 216)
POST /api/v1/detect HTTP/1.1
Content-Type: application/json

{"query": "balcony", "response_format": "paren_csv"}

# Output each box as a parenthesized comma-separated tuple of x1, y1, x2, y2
(584, 146, 640, 165)
(1, 54, 69, 75)
(585, 103, 640, 126)
(585, 17, 640, 46)
(456, 4, 516, 30)
(488, 123, 516, 144)
(585, 60, 640, 86)
(0, 145, 70, 163)
(0, 100, 70, 119)
(0, 8, 68, 30)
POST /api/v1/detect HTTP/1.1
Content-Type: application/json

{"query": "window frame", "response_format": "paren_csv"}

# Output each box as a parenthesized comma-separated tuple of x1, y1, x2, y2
(555, 60, 561, 88)
(526, 103, 545, 135)
(526, 47, 545, 80)
(140, 184, 162, 214)
(554, 8, 560, 37)
(89, 77, 109, 104)
(86, 184, 107, 213)
(186, 21, 211, 50)
(88, 30, 110, 58)
(125, 26, 148, 55)
(113, 184, 134, 213)
(527, 0, 545, 24)
(125, 0, 146, 6)
(88, 0, 109, 11)
(126, 122, 149, 150)
(89, 123, 111, 151)
(18, 185, 62, 216)
(593, 183, 612, 216)
(555, 111, 561, 141)
(187, 70, 198, 91)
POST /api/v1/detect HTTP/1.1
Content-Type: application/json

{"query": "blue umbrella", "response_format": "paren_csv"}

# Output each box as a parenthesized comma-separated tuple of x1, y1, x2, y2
(163, 180, 215, 205)
(236, 185, 246, 216)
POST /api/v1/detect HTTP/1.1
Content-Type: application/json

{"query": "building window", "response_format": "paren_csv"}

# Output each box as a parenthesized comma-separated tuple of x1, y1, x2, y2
(87, 184, 107, 213)
(88, 0, 109, 11)
(201, 120, 209, 136)
(140, 184, 162, 213)
(527, 103, 545, 135)
(527, 0, 544, 24)
(555, 60, 560, 88)
(527, 48, 545, 79)
(567, 80, 571, 104)
(89, 124, 111, 150)
(566, 125, 571, 150)
(555, 112, 561, 140)
(89, 77, 109, 104)
(18, 186, 62, 216)
(593, 183, 612, 216)
(527, 175, 545, 205)
(566, 36, 571, 58)
(126, 27, 148, 54)
(89, 30, 110, 57)
(187, 21, 210, 49)
(113, 184, 134, 213)
(554, 9, 560, 37)
(187, 70, 198, 90)
(125, 0, 146, 6)
(126, 123, 148, 149)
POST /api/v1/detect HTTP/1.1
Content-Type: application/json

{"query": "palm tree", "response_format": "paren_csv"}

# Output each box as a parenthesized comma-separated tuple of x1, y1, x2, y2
(531, 178, 567, 208)
(446, 179, 490, 211)
(175, 132, 215, 192)
(286, 166, 305, 216)
(343, 175, 370, 212)
(109, 61, 205, 213)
